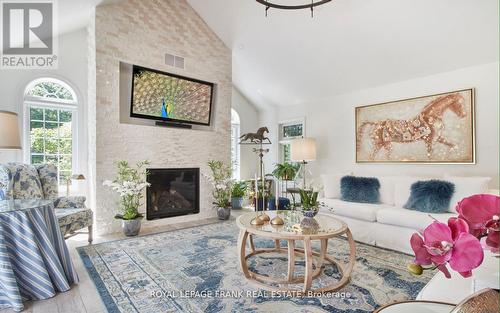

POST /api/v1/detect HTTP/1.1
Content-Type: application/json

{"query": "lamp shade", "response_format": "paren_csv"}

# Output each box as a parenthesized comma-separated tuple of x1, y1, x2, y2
(0, 111, 21, 150)
(291, 138, 316, 162)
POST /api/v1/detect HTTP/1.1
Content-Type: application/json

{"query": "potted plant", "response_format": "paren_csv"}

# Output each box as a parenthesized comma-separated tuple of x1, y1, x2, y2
(272, 162, 300, 181)
(296, 188, 322, 232)
(408, 194, 499, 278)
(207, 160, 233, 220)
(231, 181, 247, 210)
(103, 160, 150, 236)
(298, 188, 320, 217)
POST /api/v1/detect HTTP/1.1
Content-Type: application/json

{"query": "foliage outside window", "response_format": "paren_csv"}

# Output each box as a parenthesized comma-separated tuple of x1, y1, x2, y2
(29, 107, 73, 185)
(278, 119, 304, 163)
(283, 144, 291, 163)
(25, 79, 78, 186)
(26, 81, 75, 101)
(283, 124, 303, 138)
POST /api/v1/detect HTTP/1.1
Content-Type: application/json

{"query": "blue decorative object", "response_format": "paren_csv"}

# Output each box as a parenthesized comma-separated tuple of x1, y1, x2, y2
(302, 210, 318, 218)
(340, 175, 381, 203)
(404, 180, 455, 213)
(267, 197, 291, 210)
(78, 222, 433, 313)
(255, 198, 267, 211)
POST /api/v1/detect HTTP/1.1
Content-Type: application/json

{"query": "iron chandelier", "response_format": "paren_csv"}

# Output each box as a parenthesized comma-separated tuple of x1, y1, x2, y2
(256, 0, 332, 17)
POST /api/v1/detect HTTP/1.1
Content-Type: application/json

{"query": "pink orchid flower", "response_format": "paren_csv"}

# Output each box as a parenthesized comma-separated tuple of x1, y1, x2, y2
(410, 218, 484, 278)
(456, 194, 500, 252)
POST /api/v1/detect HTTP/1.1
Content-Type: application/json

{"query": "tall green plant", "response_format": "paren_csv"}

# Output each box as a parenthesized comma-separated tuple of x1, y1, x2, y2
(103, 160, 150, 220)
(207, 160, 233, 208)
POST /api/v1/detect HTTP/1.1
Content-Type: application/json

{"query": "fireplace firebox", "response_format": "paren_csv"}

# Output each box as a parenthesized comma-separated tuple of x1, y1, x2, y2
(146, 168, 200, 220)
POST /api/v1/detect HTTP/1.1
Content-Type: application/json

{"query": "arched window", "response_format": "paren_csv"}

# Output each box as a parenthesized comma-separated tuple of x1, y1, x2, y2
(231, 109, 241, 180)
(23, 78, 78, 187)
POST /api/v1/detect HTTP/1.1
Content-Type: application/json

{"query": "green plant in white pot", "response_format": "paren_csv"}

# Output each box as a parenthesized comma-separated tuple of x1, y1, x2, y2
(207, 160, 233, 220)
(103, 160, 150, 236)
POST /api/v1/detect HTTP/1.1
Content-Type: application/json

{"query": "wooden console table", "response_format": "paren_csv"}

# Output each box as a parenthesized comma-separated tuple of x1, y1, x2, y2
(236, 210, 356, 294)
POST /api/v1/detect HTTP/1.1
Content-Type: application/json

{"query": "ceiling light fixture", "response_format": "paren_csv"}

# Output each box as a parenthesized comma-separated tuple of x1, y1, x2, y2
(256, 0, 332, 17)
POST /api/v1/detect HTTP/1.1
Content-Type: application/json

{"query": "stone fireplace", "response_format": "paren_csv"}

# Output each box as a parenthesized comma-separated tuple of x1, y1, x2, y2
(89, 0, 231, 235)
(146, 168, 200, 220)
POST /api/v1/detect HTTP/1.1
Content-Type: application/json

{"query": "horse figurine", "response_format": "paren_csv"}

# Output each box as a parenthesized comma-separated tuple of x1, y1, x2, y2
(357, 93, 467, 160)
(239, 127, 272, 144)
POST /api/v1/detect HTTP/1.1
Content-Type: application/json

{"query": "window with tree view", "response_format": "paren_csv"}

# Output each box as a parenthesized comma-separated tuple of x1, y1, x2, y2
(278, 119, 305, 163)
(25, 79, 77, 187)
(283, 124, 303, 138)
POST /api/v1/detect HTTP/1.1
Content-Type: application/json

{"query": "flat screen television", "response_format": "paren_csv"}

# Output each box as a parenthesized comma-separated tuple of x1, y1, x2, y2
(130, 65, 214, 126)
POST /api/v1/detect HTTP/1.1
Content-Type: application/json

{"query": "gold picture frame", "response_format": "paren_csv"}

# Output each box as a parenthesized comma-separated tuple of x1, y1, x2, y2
(355, 88, 475, 163)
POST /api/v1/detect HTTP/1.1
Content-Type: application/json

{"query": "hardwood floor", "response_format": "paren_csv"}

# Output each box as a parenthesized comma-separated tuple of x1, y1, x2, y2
(0, 215, 235, 313)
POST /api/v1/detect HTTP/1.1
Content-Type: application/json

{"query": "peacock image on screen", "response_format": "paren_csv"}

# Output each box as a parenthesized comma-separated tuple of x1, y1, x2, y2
(160, 99, 172, 118)
(130, 65, 214, 126)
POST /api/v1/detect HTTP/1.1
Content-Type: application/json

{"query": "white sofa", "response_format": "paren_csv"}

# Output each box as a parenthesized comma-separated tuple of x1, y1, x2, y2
(318, 173, 499, 305)
(319, 174, 495, 254)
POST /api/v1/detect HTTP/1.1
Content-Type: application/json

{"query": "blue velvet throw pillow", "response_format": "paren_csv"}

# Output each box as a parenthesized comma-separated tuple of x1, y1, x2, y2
(404, 180, 455, 213)
(340, 176, 381, 203)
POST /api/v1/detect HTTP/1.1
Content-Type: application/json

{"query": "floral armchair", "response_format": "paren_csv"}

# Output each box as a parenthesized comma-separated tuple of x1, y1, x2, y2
(0, 163, 93, 242)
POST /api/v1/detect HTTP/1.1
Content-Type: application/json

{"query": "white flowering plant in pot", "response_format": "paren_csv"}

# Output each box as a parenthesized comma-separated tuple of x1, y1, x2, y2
(206, 160, 233, 220)
(103, 160, 151, 221)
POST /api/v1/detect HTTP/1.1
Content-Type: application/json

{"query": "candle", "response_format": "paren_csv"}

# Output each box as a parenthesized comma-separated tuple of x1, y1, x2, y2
(254, 173, 258, 211)
(275, 180, 279, 209)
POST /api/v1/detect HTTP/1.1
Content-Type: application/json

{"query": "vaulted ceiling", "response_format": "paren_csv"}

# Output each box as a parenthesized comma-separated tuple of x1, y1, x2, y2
(60, 0, 498, 109)
(187, 0, 499, 108)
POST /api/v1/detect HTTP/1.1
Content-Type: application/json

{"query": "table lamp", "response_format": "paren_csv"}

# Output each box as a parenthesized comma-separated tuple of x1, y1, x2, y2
(291, 137, 316, 189)
(0, 111, 22, 150)
(66, 174, 86, 196)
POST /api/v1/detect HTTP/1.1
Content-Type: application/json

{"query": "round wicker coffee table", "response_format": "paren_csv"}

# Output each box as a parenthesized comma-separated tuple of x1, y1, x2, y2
(236, 210, 356, 294)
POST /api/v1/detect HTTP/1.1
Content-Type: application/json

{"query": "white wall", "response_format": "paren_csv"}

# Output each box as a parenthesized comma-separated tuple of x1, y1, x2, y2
(0, 29, 89, 186)
(258, 106, 279, 171)
(231, 87, 260, 179)
(274, 62, 499, 188)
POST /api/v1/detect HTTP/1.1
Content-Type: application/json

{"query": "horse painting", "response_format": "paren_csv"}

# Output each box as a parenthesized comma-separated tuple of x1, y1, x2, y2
(356, 90, 474, 162)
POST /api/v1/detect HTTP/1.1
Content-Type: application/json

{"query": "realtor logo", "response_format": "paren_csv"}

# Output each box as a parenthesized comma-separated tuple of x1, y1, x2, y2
(1, 0, 58, 69)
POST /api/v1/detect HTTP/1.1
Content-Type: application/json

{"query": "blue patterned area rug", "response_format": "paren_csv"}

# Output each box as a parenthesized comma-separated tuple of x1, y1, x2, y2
(77, 221, 434, 313)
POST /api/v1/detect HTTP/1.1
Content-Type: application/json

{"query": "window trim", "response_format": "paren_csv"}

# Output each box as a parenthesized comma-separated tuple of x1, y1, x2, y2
(24, 78, 77, 105)
(22, 79, 79, 188)
(231, 109, 241, 180)
(278, 117, 306, 163)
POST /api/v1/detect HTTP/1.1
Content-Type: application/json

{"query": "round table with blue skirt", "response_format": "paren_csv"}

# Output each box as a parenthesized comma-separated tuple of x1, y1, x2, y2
(0, 199, 79, 311)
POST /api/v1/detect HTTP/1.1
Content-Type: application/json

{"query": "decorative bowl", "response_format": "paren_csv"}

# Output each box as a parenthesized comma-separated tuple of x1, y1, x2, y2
(301, 209, 318, 218)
